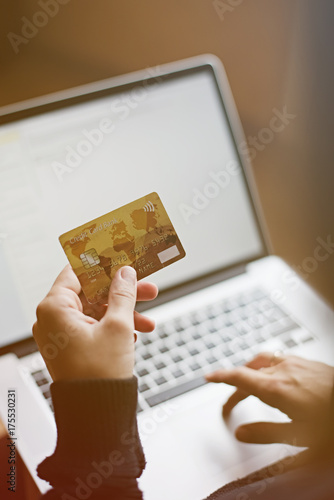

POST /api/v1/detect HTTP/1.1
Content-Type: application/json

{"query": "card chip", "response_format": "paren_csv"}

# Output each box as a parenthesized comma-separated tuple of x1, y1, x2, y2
(157, 245, 180, 264)
(80, 249, 100, 268)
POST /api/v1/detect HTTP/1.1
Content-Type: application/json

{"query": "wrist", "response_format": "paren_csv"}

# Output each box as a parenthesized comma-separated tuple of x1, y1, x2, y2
(49, 353, 134, 381)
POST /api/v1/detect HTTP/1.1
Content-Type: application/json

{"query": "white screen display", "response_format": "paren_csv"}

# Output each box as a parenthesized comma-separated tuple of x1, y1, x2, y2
(0, 68, 263, 345)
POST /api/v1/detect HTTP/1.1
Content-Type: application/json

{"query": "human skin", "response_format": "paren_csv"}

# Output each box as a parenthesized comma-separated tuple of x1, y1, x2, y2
(206, 352, 334, 447)
(33, 265, 158, 381)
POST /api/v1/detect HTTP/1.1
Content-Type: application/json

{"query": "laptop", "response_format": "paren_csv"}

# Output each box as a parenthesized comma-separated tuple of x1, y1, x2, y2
(0, 55, 333, 500)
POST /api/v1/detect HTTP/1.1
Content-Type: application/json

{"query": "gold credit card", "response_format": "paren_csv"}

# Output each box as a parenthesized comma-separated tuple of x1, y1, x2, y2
(59, 192, 186, 303)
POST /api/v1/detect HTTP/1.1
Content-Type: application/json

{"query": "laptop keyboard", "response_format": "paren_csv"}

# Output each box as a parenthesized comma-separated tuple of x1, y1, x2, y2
(25, 287, 316, 414)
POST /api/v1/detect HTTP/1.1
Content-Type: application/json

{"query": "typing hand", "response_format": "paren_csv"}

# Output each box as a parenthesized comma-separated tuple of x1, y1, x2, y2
(33, 265, 158, 381)
(206, 352, 334, 446)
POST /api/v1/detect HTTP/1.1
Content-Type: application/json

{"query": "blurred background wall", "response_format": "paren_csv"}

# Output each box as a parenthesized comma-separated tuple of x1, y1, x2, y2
(1, 0, 333, 306)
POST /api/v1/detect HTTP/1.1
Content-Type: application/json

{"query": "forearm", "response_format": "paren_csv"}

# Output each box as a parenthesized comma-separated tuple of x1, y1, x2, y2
(37, 377, 145, 499)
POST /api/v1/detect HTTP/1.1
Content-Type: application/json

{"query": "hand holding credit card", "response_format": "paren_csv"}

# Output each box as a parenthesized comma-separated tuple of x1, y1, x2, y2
(59, 192, 186, 304)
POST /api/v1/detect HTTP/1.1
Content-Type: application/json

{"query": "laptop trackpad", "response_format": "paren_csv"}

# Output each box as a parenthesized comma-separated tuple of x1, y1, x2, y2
(138, 384, 299, 500)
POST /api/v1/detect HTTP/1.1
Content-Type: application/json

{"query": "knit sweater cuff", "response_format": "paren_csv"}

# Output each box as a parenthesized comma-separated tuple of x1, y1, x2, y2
(37, 376, 145, 482)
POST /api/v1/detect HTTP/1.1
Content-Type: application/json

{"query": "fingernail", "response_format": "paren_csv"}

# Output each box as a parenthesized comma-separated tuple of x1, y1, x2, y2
(121, 266, 137, 284)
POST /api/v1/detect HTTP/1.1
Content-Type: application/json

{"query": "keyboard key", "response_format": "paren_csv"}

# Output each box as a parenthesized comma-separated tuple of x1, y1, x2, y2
(36, 377, 49, 387)
(248, 314, 266, 328)
(189, 362, 201, 371)
(172, 354, 183, 363)
(137, 403, 143, 413)
(206, 308, 216, 320)
(258, 299, 273, 311)
(159, 346, 168, 354)
(173, 369, 184, 378)
(137, 368, 149, 377)
(285, 338, 297, 349)
(142, 337, 152, 346)
(237, 296, 247, 307)
(235, 323, 249, 336)
(43, 388, 51, 399)
(205, 341, 215, 349)
(189, 348, 199, 356)
(208, 325, 217, 333)
(146, 377, 207, 407)
(191, 330, 201, 340)
(223, 348, 233, 357)
(250, 289, 266, 301)
(176, 339, 185, 347)
(155, 361, 166, 370)
(302, 336, 315, 343)
(266, 321, 297, 337)
(221, 302, 231, 313)
(280, 316, 299, 328)
(139, 383, 150, 393)
(155, 376, 167, 386)
(191, 315, 200, 326)
(157, 328, 168, 339)
(206, 355, 217, 364)
(142, 351, 152, 360)
(263, 309, 278, 323)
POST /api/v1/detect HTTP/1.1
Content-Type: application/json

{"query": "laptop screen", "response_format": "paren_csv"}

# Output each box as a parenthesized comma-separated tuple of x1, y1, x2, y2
(0, 64, 265, 346)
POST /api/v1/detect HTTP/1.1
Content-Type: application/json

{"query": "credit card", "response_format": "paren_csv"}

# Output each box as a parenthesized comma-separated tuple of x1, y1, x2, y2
(59, 192, 186, 304)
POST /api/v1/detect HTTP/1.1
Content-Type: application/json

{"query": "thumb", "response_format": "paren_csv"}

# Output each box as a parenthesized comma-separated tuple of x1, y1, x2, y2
(104, 266, 137, 320)
(235, 421, 310, 446)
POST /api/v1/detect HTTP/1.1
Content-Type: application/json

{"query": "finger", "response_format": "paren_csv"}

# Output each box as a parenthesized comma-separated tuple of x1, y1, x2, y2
(80, 293, 107, 321)
(134, 311, 156, 333)
(235, 421, 309, 446)
(52, 264, 81, 295)
(221, 354, 286, 417)
(82, 283, 156, 326)
(206, 352, 280, 386)
(104, 266, 137, 320)
(245, 352, 279, 370)
(82, 300, 156, 331)
(84, 280, 157, 315)
(137, 281, 158, 302)
(223, 389, 249, 417)
(205, 366, 270, 399)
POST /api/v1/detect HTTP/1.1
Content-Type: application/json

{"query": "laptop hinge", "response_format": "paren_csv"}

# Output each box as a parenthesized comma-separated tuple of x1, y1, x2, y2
(136, 264, 247, 312)
(0, 336, 38, 359)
